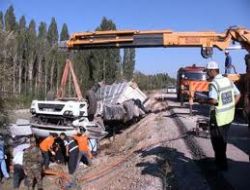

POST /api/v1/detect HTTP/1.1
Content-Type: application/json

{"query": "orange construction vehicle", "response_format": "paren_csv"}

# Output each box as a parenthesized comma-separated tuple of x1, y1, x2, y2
(177, 64, 207, 102)
(60, 26, 250, 121)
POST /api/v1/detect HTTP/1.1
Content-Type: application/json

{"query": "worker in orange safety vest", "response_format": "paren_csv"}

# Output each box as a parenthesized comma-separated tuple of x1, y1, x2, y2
(73, 128, 92, 167)
(39, 133, 58, 169)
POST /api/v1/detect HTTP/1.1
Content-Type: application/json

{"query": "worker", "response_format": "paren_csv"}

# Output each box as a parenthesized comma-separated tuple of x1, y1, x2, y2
(12, 139, 30, 189)
(54, 133, 68, 164)
(245, 53, 250, 73)
(225, 50, 237, 74)
(199, 61, 240, 170)
(39, 133, 58, 169)
(23, 137, 43, 190)
(67, 137, 79, 174)
(73, 128, 93, 168)
(0, 136, 10, 182)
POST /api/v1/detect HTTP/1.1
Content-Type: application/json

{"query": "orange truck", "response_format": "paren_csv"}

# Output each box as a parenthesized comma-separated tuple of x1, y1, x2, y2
(176, 64, 208, 105)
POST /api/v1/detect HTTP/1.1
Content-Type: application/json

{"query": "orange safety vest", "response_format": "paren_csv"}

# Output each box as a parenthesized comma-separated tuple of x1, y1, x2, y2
(39, 136, 54, 152)
(73, 134, 90, 152)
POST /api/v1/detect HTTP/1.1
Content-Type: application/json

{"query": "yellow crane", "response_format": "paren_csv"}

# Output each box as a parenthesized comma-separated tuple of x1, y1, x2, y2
(64, 27, 250, 58)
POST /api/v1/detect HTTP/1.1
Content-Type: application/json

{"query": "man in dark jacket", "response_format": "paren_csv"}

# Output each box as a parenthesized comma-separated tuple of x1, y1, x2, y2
(54, 133, 67, 164)
(67, 137, 79, 174)
(225, 51, 237, 74)
(245, 53, 250, 73)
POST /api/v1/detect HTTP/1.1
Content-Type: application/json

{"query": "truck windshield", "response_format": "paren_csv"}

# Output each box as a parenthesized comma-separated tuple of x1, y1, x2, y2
(183, 72, 206, 80)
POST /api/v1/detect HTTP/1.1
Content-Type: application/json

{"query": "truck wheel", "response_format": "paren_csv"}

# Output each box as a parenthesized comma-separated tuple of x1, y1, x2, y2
(86, 90, 97, 121)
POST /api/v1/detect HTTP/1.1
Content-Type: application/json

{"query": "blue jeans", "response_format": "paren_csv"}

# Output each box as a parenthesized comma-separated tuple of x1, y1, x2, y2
(0, 159, 9, 178)
(42, 151, 50, 169)
(78, 151, 91, 167)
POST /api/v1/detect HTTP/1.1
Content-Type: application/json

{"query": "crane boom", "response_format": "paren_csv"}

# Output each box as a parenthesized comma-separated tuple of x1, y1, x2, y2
(64, 27, 250, 58)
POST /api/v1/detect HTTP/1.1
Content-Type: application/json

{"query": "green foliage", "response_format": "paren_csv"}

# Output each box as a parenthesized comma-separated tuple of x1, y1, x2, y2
(134, 71, 176, 90)
(4, 5, 17, 31)
(60, 23, 69, 41)
(94, 17, 120, 84)
(17, 16, 27, 53)
(27, 20, 36, 49)
(38, 22, 47, 39)
(0, 11, 3, 31)
(123, 48, 135, 80)
(47, 17, 58, 46)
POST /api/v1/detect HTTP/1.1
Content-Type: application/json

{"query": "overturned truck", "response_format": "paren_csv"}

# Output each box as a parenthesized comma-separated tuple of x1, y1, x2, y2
(29, 59, 148, 139)
(29, 59, 106, 139)
(95, 81, 148, 124)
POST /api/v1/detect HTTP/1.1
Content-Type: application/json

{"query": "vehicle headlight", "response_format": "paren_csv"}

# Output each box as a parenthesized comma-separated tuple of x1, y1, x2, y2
(63, 110, 73, 116)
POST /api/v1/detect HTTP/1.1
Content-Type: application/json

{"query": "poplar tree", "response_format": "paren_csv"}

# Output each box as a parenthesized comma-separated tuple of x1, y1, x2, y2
(58, 23, 70, 92)
(0, 11, 4, 31)
(36, 22, 48, 97)
(17, 16, 27, 94)
(47, 17, 58, 90)
(4, 5, 17, 31)
(123, 48, 135, 81)
(26, 19, 37, 94)
(95, 17, 120, 84)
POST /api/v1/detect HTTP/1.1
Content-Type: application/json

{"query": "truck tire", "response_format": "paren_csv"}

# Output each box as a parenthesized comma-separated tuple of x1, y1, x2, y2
(86, 90, 97, 121)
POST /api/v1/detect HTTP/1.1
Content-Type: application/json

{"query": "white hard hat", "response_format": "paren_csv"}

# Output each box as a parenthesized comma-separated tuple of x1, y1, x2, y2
(206, 61, 219, 69)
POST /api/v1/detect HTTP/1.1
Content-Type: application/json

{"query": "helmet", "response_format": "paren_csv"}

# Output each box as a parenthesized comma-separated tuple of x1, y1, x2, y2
(206, 61, 219, 69)
(225, 50, 229, 54)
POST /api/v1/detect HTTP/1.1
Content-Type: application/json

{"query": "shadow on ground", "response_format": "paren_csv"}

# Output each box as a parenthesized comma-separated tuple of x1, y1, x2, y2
(135, 146, 178, 190)
(135, 145, 250, 190)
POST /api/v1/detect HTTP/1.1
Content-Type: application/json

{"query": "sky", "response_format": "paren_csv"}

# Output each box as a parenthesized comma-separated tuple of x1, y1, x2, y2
(0, 0, 250, 78)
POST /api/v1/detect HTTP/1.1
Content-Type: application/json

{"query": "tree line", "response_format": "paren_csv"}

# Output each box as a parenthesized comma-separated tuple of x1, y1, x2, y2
(0, 5, 175, 110)
(134, 72, 176, 91)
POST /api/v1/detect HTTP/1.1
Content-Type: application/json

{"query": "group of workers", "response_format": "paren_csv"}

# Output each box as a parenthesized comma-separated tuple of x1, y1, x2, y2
(0, 129, 93, 190)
